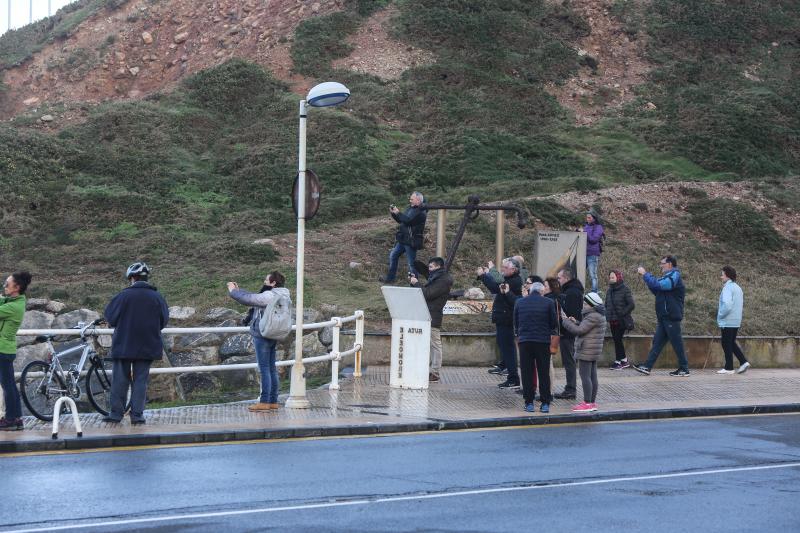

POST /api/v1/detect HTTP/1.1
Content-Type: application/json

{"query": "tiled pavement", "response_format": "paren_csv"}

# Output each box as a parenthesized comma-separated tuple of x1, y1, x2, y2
(1, 366, 798, 452)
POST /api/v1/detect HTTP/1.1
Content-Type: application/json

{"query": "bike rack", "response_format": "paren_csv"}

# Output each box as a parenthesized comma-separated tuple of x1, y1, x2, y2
(51, 397, 83, 440)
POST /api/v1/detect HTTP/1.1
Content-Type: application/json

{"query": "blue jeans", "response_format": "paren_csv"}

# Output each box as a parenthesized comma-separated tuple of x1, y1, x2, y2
(495, 324, 518, 381)
(645, 317, 689, 370)
(385, 242, 418, 282)
(0, 355, 22, 419)
(253, 336, 279, 404)
(587, 255, 599, 293)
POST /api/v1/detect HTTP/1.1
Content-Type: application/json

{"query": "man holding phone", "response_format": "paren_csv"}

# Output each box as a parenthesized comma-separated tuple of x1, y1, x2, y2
(380, 191, 427, 283)
(478, 258, 523, 388)
(409, 257, 453, 382)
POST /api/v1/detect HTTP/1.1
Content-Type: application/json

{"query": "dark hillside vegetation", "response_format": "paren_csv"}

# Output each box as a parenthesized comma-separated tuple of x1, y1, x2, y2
(0, 0, 797, 331)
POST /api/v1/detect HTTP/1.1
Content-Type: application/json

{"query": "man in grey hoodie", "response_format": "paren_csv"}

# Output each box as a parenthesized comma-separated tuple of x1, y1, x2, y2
(227, 271, 291, 411)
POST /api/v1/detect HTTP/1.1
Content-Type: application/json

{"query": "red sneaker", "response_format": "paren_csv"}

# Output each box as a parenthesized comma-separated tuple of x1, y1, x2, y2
(571, 402, 594, 413)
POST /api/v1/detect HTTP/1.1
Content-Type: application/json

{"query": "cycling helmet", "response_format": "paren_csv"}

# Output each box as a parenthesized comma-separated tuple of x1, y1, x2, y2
(125, 262, 150, 280)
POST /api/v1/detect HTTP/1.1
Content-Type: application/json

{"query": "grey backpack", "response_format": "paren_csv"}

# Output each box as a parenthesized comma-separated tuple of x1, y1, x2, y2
(258, 291, 292, 340)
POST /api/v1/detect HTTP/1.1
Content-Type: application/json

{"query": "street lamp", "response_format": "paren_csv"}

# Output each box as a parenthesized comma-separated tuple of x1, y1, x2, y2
(285, 81, 351, 409)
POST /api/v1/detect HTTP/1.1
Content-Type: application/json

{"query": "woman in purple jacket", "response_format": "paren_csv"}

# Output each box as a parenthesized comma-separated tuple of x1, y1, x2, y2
(583, 212, 605, 293)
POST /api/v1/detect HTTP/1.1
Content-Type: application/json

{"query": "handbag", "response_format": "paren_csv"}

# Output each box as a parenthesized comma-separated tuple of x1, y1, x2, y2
(624, 315, 635, 332)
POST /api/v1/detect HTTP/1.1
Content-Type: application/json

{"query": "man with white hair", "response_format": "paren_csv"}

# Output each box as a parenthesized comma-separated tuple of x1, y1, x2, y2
(513, 281, 559, 413)
(478, 257, 523, 388)
(381, 191, 427, 283)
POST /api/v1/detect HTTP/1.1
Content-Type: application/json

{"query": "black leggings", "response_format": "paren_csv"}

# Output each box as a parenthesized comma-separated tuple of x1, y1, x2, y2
(721, 328, 747, 370)
(610, 322, 627, 361)
(578, 360, 598, 403)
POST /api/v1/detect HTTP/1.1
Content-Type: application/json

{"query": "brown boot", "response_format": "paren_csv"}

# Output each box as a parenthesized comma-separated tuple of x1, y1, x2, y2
(266, 403, 280, 409)
(248, 402, 274, 412)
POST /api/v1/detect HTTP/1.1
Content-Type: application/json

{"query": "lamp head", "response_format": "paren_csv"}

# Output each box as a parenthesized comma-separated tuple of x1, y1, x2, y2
(306, 81, 350, 107)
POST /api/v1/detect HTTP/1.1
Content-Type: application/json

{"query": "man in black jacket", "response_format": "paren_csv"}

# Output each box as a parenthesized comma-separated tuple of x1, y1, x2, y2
(410, 257, 453, 382)
(478, 258, 523, 388)
(381, 191, 427, 283)
(103, 262, 169, 424)
(554, 268, 583, 399)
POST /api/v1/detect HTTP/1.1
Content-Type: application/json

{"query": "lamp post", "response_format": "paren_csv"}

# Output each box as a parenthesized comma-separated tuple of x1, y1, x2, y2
(284, 82, 350, 409)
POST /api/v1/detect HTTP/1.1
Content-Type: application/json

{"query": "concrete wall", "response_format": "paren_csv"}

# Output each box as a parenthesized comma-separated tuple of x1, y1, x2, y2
(344, 333, 800, 369)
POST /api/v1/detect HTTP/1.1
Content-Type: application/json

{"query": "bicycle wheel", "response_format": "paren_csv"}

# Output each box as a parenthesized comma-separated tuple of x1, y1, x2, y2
(20, 360, 66, 422)
(86, 357, 114, 416)
(86, 357, 132, 415)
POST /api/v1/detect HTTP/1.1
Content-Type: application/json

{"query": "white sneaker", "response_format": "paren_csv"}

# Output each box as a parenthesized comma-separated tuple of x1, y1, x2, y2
(716, 368, 735, 374)
(737, 362, 751, 374)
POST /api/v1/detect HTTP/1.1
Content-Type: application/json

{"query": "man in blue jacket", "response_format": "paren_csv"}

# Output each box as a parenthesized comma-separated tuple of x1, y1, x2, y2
(633, 256, 689, 376)
(514, 282, 559, 413)
(103, 262, 169, 424)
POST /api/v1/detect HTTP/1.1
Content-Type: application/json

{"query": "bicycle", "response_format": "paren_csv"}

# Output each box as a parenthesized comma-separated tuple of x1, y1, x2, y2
(19, 318, 118, 421)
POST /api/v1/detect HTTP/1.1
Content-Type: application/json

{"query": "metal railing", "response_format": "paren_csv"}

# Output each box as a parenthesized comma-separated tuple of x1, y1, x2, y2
(13, 311, 365, 389)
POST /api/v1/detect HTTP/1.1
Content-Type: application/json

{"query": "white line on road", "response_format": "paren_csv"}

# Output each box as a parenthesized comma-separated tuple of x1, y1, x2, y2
(4, 461, 800, 532)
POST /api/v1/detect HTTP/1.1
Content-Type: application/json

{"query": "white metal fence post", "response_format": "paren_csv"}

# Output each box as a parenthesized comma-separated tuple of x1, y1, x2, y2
(354, 310, 364, 377)
(329, 317, 341, 390)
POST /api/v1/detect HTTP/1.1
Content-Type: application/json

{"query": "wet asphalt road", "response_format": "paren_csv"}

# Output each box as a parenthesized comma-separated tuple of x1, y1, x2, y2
(1, 414, 799, 532)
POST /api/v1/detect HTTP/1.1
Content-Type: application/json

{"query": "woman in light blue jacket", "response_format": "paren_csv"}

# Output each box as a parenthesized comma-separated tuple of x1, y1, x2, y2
(716, 266, 749, 374)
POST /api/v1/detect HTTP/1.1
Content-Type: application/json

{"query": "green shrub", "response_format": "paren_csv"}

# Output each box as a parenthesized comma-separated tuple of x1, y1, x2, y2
(0, 0, 127, 68)
(615, 0, 800, 178)
(678, 186, 708, 199)
(345, 0, 391, 17)
(520, 199, 582, 229)
(572, 178, 602, 193)
(688, 198, 783, 251)
(182, 59, 290, 117)
(291, 12, 360, 75)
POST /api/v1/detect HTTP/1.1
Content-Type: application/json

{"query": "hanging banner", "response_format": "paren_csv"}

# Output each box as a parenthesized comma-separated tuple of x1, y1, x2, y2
(533, 230, 587, 285)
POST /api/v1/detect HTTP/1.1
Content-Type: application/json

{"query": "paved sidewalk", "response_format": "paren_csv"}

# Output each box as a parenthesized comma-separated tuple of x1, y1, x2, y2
(1, 366, 798, 453)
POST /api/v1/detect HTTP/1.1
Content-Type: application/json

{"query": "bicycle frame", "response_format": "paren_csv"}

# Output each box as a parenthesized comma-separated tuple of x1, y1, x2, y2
(45, 342, 95, 396)
(40, 324, 100, 397)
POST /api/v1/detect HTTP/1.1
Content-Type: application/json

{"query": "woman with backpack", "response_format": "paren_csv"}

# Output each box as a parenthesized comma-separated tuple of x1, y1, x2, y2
(227, 271, 292, 412)
(605, 269, 635, 369)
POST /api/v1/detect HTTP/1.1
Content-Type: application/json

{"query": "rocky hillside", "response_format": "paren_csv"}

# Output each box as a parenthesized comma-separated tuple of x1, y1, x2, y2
(0, 0, 797, 335)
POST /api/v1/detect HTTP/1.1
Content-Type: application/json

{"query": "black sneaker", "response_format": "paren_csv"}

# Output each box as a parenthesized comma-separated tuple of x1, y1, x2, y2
(429, 373, 440, 383)
(0, 417, 23, 431)
(131, 418, 146, 425)
(102, 416, 122, 424)
(632, 364, 651, 375)
(488, 365, 505, 375)
(498, 379, 520, 389)
(554, 391, 576, 400)
(669, 368, 690, 377)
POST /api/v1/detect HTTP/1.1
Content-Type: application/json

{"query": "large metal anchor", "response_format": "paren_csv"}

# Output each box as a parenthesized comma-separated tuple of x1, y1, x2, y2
(418, 195, 529, 275)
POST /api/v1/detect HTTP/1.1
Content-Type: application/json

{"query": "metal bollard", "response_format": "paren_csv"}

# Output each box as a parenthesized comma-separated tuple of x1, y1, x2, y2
(51, 396, 83, 440)
(354, 310, 365, 378)
(330, 318, 341, 390)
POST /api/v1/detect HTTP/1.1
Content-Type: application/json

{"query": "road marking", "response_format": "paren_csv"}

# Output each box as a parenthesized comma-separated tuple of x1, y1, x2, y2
(3, 461, 800, 532)
(3, 411, 799, 458)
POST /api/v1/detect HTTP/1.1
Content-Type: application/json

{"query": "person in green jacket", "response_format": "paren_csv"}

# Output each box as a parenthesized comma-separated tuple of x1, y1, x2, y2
(0, 271, 31, 431)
